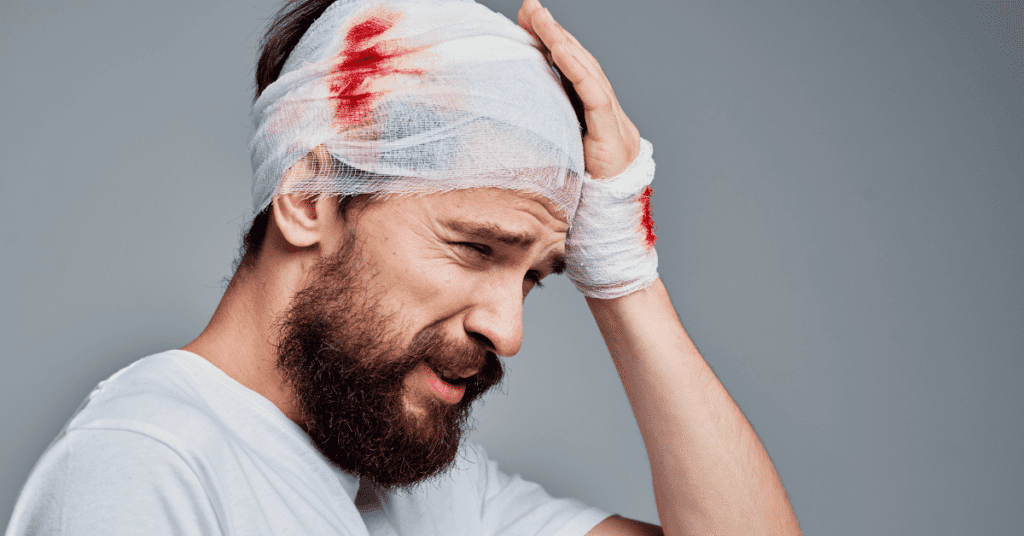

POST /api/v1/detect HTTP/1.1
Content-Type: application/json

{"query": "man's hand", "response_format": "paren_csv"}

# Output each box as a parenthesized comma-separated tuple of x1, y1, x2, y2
(517, 0, 640, 180)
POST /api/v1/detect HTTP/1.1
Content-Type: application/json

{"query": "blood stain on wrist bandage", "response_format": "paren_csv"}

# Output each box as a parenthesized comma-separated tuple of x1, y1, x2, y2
(329, 9, 421, 130)
(639, 185, 657, 248)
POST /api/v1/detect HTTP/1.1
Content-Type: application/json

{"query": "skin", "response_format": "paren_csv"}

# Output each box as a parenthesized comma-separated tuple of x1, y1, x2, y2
(188, 0, 803, 534)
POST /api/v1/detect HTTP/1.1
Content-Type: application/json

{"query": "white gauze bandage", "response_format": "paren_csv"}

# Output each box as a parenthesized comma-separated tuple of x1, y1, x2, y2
(565, 138, 659, 299)
(250, 0, 585, 220)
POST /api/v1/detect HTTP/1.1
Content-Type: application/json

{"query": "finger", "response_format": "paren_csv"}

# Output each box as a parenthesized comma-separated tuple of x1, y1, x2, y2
(554, 58, 620, 144)
(532, 9, 633, 130)
(528, 8, 579, 71)
(528, 7, 606, 83)
(529, 7, 614, 112)
(516, 0, 544, 38)
(547, 51, 630, 172)
(527, 5, 641, 175)
(530, 12, 617, 132)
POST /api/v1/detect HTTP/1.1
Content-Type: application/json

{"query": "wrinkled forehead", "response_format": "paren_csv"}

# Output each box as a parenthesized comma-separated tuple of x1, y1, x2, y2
(251, 0, 585, 224)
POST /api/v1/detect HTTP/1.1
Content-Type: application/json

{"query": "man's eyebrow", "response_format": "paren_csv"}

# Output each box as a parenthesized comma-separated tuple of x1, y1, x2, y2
(441, 219, 566, 275)
(441, 220, 537, 248)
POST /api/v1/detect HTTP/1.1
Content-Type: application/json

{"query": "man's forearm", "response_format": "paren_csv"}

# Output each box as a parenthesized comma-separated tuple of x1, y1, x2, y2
(587, 279, 802, 536)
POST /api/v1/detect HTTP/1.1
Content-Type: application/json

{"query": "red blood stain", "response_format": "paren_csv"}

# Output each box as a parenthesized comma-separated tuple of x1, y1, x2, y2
(329, 10, 418, 129)
(639, 185, 657, 248)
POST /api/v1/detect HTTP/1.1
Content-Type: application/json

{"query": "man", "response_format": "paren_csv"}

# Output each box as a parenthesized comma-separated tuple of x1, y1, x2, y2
(6, 0, 801, 534)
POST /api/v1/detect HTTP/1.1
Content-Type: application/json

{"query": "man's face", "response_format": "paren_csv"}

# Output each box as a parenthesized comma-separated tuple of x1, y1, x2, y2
(277, 187, 569, 490)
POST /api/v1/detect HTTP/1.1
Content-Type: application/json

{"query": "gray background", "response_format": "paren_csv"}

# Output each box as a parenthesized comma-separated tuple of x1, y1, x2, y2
(1, 0, 1021, 533)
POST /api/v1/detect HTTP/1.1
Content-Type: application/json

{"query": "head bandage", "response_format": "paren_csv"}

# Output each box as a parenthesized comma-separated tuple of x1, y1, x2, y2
(250, 0, 585, 220)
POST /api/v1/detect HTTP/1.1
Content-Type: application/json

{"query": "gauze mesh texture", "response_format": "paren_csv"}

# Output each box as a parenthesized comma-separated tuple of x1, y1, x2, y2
(566, 139, 659, 299)
(250, 0, 585, 220)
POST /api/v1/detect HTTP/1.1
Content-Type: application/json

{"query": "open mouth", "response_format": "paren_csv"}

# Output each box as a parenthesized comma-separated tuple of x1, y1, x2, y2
(428, 365, 472, 386)
(419, 364, 469, 404)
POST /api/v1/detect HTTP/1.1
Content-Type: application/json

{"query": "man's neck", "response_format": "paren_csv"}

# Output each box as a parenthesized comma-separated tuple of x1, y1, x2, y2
(182, 260, 305, 424)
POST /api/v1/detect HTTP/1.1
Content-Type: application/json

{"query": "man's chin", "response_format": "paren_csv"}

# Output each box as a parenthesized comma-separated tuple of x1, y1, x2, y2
(285, 358, 482, 489)
(313, 394, 472, 491)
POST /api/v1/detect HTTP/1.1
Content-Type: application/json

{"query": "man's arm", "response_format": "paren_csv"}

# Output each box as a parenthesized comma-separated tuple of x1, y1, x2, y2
(516, 1, 801, 534)
(585, 281, 802, 535)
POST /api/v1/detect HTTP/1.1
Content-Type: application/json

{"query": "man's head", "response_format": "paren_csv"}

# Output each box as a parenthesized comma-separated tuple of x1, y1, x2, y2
(241, 0, 579, 489)
(240, 0, 585, 272)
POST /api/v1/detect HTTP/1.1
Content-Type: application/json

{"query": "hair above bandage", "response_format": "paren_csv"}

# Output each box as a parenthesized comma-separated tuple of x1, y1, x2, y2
(250, 0, 585, 220)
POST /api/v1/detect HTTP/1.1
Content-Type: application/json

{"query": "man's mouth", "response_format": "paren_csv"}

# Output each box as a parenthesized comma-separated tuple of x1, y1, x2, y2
(419, 364, 469, 403)
(431, 365, 474, 385)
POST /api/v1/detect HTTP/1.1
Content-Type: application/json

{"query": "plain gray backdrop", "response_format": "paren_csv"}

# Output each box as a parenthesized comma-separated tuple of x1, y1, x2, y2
(2, 0, 1022, 533)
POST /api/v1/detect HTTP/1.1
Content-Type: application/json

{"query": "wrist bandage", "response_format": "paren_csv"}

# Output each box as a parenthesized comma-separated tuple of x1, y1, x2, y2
(566, 138, 659, 299)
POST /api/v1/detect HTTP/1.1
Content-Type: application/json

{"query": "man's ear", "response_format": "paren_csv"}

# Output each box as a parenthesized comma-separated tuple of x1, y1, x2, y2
(273, 193, 321, 249)
(272, 146, 335, 249)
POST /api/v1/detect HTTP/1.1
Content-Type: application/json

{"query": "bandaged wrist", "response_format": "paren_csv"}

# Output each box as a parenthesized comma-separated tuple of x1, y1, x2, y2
(565, 138, 659, 299)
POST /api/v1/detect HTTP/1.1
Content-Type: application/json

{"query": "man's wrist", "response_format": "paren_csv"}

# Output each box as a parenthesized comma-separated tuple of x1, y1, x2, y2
(566, 138, 659, 299)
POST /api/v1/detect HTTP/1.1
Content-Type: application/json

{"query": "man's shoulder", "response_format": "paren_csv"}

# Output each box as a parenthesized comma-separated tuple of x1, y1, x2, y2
(7, 352, 244, 535)
(65, 350, 237, 451)
(8, 352, 368, 536)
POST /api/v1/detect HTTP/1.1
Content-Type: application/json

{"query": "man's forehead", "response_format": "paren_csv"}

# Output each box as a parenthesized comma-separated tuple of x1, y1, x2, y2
(425, 187, 572, 228)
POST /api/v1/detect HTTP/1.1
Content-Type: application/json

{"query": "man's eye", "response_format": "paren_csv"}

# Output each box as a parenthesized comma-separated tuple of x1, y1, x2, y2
(456, 242, 490, 256)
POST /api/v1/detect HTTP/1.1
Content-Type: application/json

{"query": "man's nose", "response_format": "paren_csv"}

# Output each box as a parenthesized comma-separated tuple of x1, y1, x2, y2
(462, 276, 524, 358)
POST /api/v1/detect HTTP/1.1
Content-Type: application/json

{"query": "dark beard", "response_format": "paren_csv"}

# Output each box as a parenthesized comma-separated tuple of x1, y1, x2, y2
(276, 234, 504, 491)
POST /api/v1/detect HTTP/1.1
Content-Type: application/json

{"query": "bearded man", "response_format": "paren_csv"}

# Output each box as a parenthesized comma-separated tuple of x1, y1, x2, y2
(6, 0, 801, 534)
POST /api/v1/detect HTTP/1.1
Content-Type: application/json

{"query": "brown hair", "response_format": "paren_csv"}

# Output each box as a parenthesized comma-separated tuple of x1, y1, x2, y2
(255, 0, 339, 101)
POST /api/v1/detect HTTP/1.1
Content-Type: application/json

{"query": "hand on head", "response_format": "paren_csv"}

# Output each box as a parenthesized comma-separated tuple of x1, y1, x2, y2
(516, 0, 641, 180)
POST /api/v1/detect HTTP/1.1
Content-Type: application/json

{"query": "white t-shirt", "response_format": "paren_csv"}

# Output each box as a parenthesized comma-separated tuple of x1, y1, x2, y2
(6, 350, 610, 535)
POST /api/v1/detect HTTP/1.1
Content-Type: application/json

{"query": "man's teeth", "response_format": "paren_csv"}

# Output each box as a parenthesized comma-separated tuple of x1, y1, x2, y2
(429, 365, 452, 379)
(433, 367, 467, 382)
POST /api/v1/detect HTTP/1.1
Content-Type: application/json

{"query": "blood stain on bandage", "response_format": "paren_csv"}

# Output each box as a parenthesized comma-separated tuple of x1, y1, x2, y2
(639, 185, 657, 248)
(329, 9, 421, 130)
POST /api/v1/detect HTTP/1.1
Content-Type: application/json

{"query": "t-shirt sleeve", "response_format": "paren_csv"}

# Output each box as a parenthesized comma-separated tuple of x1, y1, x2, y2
(470, 444, 612, 536)
(6, 427, 222, 536)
